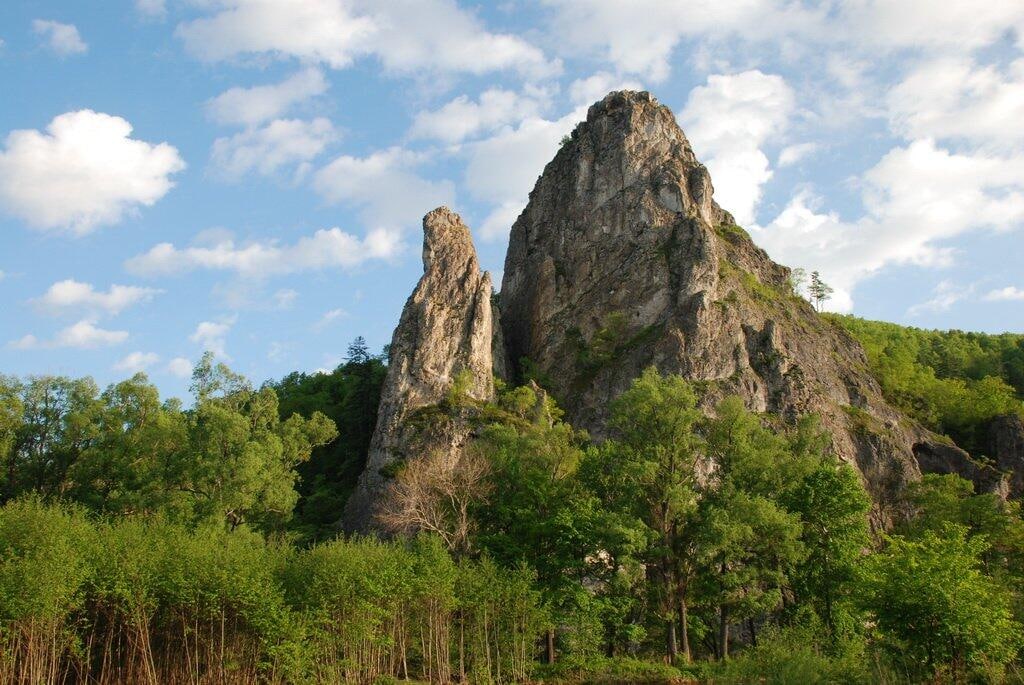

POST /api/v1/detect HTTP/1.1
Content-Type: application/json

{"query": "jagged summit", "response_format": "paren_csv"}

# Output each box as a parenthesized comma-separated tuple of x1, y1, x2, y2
(499, 89, 995, 519)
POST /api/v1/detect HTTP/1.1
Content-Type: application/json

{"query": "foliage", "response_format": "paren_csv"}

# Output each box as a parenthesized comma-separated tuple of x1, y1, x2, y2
(861, 524, 1022, 681)
(268, 337, 387, 540)
(830, 314, 1024, 452)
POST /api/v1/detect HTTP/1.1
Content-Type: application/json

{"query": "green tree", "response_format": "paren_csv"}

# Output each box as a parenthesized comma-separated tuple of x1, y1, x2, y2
(173, 353, 337, 531)
(585, 368, 703, 663)
(862, 524, 1021, 681)
(475, 386, 597, 663)
(696, 397, 805, 659)
(808, 271, 833, 311)
(67, 374, 188, 516)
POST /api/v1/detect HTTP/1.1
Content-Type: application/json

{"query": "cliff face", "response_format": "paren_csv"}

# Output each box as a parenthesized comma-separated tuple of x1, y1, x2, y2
(498, 91, 984, 517)
(342, 207, 498, 533)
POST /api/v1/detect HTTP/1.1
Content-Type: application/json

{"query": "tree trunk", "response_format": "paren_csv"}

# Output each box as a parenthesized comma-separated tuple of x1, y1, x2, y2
(747, 617, 757, 648)
(545, 629, 556, 664)
(665, 618, 677, 664)
(677, 597, 691, 664)
(718, 607, 729, 660)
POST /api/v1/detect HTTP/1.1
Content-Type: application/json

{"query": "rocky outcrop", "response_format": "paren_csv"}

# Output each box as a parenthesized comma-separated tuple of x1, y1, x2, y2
(342, 207, 498, 533)
(498, 91, 978, 520)
(988, 414, 1024, 498)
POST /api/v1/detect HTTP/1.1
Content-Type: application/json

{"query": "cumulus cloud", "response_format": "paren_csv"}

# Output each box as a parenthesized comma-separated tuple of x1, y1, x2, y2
(410, 88, 549, 144)
(568, 71, 644, 106)
(114, 351, 160, 373)
(985, 286, 1024, 302)
(887, 58, 1024, 147)
(167, 357, 194, 378)
(777, 142, 820, 167)
(211, 117, 335, 179)
(126, 226, 398, 278)
(0, 110, 185, 234)
(541, 0, 1024, 82)
(135, 0, 167, 19)
(176, 0, 558, 78)
(190, 318, 235, 359)
(207, 68, 328, 126)
(312, 307, 347, 331)
(907, 280, 971, 317)
(756, 140, 1024, 312)
(34, 279, 160, 316)
(10, 320, 129, 350)
(32, 19, 87, 56)
(314, 147, 455, 235)
(542, 0, 824, 81)
(680, 70, 796, 226)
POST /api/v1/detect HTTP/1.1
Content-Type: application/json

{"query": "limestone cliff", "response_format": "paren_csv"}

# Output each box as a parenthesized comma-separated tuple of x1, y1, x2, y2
(342, 207, 498, 533)
(499, 91, 986, 519)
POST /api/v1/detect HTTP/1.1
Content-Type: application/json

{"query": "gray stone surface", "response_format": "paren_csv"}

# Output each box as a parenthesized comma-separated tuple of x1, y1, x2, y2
(342, 207, 498, 533)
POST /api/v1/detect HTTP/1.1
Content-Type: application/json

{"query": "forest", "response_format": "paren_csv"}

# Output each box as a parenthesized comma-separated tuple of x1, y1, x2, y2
(1, 327, 1023, 684)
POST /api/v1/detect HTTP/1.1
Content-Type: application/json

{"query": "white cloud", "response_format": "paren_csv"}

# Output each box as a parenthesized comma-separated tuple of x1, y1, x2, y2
(211, 117, 335, 179)
(34, 279, 160, 316)
(314, 146, 455, 233)
(568, 71, 644, 106)
(176, 0, 557, 78)
(542, 0, 1024, 82)
(32, 19, 87, 56)
(114, 351, 160, 374)
(126, 226, 397, 278)
(756, 140, 1024, 312)
(542, 0, 824, 81)
(167, 357, 193, 378)
(985, 286, 1024, 302)
(190, 318, 235, 360)
(0, 110, 185, 234)
(207, 68, 328, 126)
(10, 320, 129, 350)
(272, 288, 298, 309)
(907, 280, 970, 317)
(312, 307, 347, 330)
(680, 70, 796, 226)
(887, 58, 1024, 147)
(136, 0, 167, 19)
(410, 88, 548, 144)
(837, 1, 1024, 53)
(777, 142, 819, 167)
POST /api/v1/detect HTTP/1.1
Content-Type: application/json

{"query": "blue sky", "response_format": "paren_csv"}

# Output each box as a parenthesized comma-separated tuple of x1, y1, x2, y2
(1, 0, 1023, 400)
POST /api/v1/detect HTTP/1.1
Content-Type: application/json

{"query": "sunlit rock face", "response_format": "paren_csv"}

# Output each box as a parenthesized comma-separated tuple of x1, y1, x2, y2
(342, 207, 498, 534)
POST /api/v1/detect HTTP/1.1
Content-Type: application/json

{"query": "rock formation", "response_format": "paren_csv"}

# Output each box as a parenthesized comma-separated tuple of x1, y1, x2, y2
(498, 91, 982, 519)
(347, 91, 1003, 534)
(988, 414, 1024, 499)
(342, 207, 498, 533)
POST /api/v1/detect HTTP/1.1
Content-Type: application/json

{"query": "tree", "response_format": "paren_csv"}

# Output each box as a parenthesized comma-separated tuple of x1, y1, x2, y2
(173, 353, 338, 531)
(67, 374, 188, 516)
(695, 397, 806, 659)
(475, 384, 597, 664)
(379, 446, 491, 555)
(808, 271, 833, 311)
(589, 367, 704, 663)
(270, 339, 387, 540)
(862, 524, 1022, 681)
(784, 459, 871, 643)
